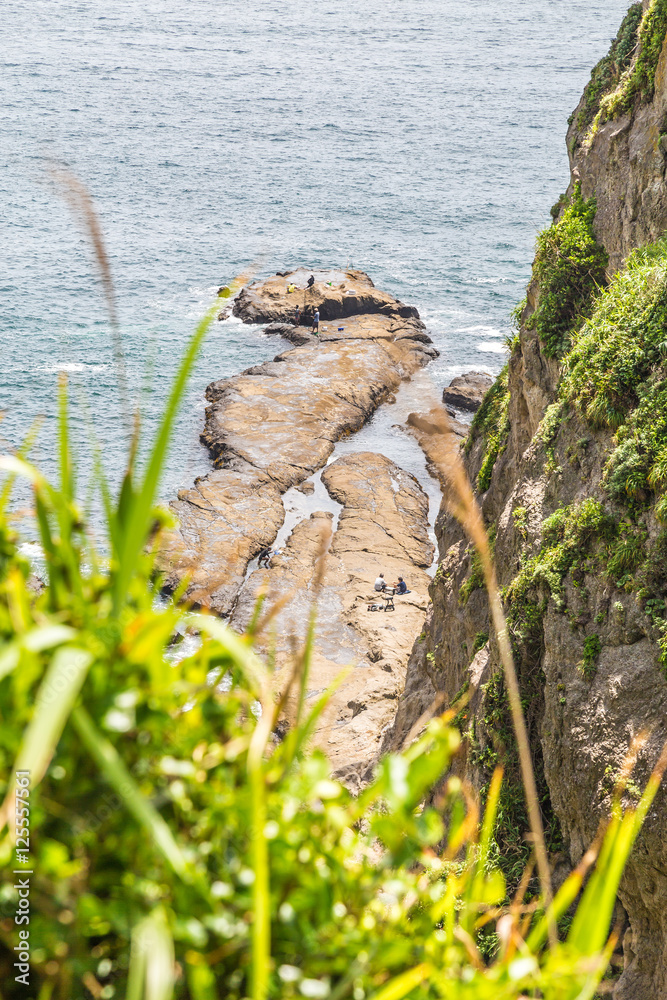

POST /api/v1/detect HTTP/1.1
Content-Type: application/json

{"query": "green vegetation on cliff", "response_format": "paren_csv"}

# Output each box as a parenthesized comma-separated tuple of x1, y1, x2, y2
(466, 364, 510, 492)
(465, 187, 607, 495)
(527, 185, 608, 359)
(563, 238, 667, 424)
(572, 3, 643, 136)
(463, 229, 667, 898)
(498, 236, 667, 688)
(579, 0, 667, 145)
(506, 499, 612, 614)
(562, 238, 667, 522)
(559, 238, 667, 659)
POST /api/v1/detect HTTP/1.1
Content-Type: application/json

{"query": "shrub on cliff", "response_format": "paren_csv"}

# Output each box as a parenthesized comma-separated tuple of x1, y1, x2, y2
(593, 0, 667, 129)
(562, 236, 667, 506)
(575, 0, 667, 147)
(527, 184, 608, 359)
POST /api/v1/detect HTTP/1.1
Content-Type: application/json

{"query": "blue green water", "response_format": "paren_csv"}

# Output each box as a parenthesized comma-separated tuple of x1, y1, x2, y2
(1, 1, 629, 518)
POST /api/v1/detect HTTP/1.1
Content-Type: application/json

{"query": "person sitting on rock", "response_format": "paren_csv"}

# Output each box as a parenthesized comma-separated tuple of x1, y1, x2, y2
(312, 309, 320, 335)
(307, 274, 315, 289)
(393, 576, 410, 595)
(287, 282, 296, 293)
(374, 573, 387, 592)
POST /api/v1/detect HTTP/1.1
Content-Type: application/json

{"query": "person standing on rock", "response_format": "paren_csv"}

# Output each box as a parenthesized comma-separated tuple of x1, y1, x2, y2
(294, 304, 301, 326)
(312, 309, 320, 335)
(307, 274, 315, 289)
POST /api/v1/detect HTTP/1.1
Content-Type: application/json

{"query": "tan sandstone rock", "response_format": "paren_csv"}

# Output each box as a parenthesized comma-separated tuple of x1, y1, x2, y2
(229, 452, 434, 788)
(159, 273, 437, 616)
(232, 268, 421, 325)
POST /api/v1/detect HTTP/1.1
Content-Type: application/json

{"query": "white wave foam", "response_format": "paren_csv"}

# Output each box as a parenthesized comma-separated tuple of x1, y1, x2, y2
(42, 362, 112, 374)
(476, 341, 508, 354)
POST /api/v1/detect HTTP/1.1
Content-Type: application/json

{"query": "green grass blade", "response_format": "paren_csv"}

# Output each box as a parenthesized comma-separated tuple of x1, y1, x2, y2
(248, 752, 270, 1000)
(57, 374, 75, 501)
(367, 964, 431, 1000)
(13, 645, 93, 785)
(0, 454, 46, 487)
(527, 867, 588, 953)
(186, 964, 219, 1000)
(126, 907, 175, 1000)
(111, 299, 221, 614)
(565, 766, 663, 959)
(0, 416, 43, 516)
(462, 766, 502, 931)
(294, 604, 317, 728)
(478, 766, 502, 870)
(195, 613, 268, 695)
(566, 821, 619, 954)
(0, 644, 92, 834)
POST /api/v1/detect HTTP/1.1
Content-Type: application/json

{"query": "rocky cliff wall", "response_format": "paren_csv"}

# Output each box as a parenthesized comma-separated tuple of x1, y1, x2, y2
(390, 7, 667, 997)
(565, 0, 667, 274)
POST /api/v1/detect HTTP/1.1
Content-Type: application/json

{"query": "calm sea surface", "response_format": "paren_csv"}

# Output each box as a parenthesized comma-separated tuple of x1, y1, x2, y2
(1, 0, 630, 522)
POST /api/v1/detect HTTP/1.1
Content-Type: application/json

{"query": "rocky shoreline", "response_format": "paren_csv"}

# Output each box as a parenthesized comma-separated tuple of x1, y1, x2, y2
(160, 268, 444, 777)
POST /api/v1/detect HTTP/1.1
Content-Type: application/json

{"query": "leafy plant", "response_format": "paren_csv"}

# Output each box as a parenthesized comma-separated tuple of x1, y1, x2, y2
(472, 631, 490, 655)
(573, 3, 643, 139)
(527, 185, 608, 359)
(459, 529, 495, 606)
(585, 0, 667, 141)
(581, 633, 602, 680)
(459, 545, 485, 606)
(506, 499, 612, 614)
(466, 366, 510, 492)
(512, 507, 528, 540)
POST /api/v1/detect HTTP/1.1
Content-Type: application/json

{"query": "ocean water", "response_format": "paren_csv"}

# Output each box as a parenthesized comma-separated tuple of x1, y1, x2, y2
(1, 0, 630, 524)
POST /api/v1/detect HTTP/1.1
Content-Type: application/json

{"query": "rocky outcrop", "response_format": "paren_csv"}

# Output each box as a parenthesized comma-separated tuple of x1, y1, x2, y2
(202, 322, 434, 491)
(232, 268, 421, 325)
(159, 271, 437, 616)
(390, 12, 667, 997)
(442, 371, 493, 412)
(160, 269, 443, 780)
(159, 468, 285, 612)
(229, 452, 434, 787)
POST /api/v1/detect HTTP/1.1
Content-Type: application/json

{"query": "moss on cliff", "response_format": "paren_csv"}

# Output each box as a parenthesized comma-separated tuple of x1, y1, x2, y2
(527, 185, 608, 359)
(506, 499, 613, 613)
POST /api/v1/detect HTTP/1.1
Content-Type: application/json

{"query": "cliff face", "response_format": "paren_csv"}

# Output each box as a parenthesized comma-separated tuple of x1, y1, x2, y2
(391, 8, 667, 997)
(566, 0, 667, 275)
